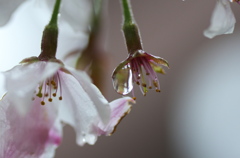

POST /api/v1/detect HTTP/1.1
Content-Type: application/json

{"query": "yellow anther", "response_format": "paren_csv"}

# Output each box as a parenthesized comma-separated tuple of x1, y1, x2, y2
(48, 98, 53, 102)
(136, 81, 140, 85)
(149, 86, 152, 89)
(153, 81, 158, 87)
(36, 93, 43, 98)
(156, 89, 161, 92)
(142, 83, 147, 87)
(132, 97, 137, 100)
(45, 93, 49, 97)
(59, 96, 62, 100)
(41, 101, 45, 105)
(146, 72, 150, 75)
(51, 80, 56, 85)
(53, 93, 56, 97)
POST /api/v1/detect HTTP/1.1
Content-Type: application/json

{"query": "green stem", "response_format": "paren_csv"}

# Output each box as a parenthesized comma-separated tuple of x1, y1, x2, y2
(39, 0, 61, 60)
(121, 0, 143, 54)
(49, 0, 61, 26)
(122, 0, 134, 25)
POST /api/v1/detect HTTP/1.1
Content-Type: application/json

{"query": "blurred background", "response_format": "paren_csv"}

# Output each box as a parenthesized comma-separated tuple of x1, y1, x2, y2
(2, 0, 240, 158)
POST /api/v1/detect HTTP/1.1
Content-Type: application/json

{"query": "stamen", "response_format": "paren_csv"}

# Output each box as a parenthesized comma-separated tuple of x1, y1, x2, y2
(57, 72, 63, 100)
(41, 101, 45, 105)
(33, 72, 63, 106)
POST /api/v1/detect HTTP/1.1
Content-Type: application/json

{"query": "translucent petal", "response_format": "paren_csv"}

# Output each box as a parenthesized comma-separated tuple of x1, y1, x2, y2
(204, 0, 236, 38)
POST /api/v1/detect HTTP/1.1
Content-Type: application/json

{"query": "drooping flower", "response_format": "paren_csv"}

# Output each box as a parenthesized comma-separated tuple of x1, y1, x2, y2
(112, 50, 169, 96)
(112, 0, 169, 97)
(0, 0, 134, 156)
(0, 57, 134, 157)
(204, 0, 239, 38)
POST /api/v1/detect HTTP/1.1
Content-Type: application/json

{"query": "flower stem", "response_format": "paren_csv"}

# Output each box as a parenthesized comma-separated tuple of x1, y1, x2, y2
(39, 0, 61, 60)
(49, 0, 61, 27)
(122, 0, 134, 25)
(121, 0, 143, 54)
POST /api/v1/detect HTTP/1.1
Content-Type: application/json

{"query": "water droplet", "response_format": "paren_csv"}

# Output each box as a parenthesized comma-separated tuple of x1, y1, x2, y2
(112, 65, 133, 95)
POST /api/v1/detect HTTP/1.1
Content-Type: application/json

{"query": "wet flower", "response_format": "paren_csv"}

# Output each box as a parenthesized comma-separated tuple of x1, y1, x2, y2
(0, 57, 134, 157)
(204, 0, 239, 38)
(112, 50, 169, 97)
(113, 0, 169, 97)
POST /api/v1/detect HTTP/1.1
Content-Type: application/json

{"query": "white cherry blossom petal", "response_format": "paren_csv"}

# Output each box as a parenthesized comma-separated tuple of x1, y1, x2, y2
(95, 97, 134, 136)
(4, 61, 61, 114)
(58, 70, 110, 146)
(0, 95, 62, 158)
(204, 0, 236, 38)
(67, 67, 111, 124)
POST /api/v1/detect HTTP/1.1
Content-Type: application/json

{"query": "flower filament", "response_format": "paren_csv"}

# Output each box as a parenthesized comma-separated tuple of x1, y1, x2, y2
(34, 72, 62, 105)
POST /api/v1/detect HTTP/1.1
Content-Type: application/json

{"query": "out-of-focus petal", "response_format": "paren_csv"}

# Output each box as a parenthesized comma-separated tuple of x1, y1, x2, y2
(95, 97, 135, 136)
(58, 70, 110, 146)
(204, 0, 236, 38)
(0, 0, 26, 26)
(0, 96, 62, 158)
(4, 61, 61, 114)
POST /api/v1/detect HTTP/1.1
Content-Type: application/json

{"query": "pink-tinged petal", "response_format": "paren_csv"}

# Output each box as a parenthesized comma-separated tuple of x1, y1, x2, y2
(204, 0, 236, 38)
(0, 95, 62, 158)
(58, 70, 110, 146)
(95, 97, 135, 136)
(0, 0, 26, 26)
(66, 67, 111, 124)
(4, 61, 61, 115)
